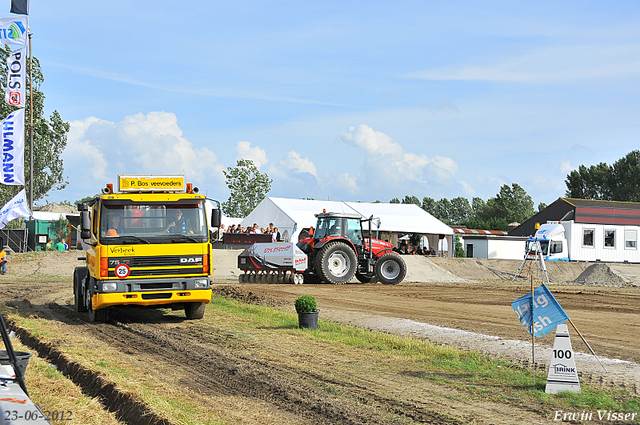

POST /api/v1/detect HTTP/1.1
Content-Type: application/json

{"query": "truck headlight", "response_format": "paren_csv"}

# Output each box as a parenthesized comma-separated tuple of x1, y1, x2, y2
(103, 282, 117, 291)
(194, 279, 209, 288)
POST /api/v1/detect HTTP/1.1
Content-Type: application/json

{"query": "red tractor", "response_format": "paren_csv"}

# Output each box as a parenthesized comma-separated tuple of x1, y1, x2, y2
(297, 212, 407, 285)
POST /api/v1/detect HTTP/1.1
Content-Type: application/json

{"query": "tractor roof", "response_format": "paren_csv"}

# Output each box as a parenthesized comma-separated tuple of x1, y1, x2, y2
(315, 211, 362, 219)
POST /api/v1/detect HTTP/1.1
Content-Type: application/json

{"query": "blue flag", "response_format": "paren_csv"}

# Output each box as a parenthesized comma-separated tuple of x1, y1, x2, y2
(511, 284, 569, 337)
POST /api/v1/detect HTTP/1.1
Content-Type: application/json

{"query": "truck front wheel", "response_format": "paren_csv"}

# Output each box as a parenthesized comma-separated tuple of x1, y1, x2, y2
(86, 288, 109, 323)
(185, 302, 206, 320)
(375, 253, 407, 285)
(73, 267, 88, 312)
(315, 241, 357, 284)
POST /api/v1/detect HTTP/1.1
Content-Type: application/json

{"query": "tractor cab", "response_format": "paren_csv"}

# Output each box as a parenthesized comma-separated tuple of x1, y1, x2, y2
(313, 212, 363, 249)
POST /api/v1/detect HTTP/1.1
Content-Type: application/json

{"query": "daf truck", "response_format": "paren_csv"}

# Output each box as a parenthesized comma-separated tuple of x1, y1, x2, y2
(74, 175, 221, 322)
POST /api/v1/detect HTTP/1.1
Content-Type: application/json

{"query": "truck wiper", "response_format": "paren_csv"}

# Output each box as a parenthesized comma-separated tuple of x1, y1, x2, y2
(120, 235, 151, 244)
(169, 234, 200, 243)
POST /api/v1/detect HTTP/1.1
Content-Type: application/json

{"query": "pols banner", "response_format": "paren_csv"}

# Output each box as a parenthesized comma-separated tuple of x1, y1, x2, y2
(511, 284, 569, 337)
(0, 17, 27, 46)
(5, 47, 25, 107)
(1, 109, 24, 185)
(0, 188, 30, 228)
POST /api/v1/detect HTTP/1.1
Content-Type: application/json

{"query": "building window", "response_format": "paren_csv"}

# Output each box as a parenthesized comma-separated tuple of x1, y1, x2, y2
(625, 229, 637, 249)
(604, 230, 616, 248)
(583, 229, 594, 247)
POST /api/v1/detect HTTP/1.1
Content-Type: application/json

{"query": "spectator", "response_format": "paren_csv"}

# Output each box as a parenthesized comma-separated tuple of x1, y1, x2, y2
(267, 223, 275, 234)
(45, 237, 53, 251)
(272, 227, 282, 242)
(0, 247, 7, 275)
(55, 238, 68, 251)
(228, 224, 236, 233)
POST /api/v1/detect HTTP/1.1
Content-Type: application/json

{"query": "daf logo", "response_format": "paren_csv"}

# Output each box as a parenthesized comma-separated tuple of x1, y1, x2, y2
(180, 257, 202, 264)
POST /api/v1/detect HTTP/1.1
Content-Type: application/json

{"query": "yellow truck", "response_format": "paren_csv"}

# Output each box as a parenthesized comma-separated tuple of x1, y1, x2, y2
(74, 175, 221, 322)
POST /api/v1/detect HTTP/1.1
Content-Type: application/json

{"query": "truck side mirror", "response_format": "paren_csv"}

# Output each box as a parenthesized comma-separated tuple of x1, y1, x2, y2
(80, 210, 91, 240)
(211, 209, 221, 228)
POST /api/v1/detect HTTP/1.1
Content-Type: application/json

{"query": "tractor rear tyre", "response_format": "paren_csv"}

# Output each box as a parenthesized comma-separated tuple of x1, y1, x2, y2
(315, 241, 357, 284)
(375, 253, 407, 285)
(355, 273, 378, 284)
(185, 302, 206, 320)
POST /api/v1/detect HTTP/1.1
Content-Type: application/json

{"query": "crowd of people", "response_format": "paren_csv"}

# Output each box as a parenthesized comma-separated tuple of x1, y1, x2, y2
(397, 244, 437, 256)
(213, 222, 282, 243)
(45, 237, 68, 251)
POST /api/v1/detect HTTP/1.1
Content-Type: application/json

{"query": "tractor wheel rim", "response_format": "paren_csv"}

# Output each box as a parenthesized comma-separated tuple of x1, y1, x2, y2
(328, 252, 350, 278)
(380, 259, 400, 280)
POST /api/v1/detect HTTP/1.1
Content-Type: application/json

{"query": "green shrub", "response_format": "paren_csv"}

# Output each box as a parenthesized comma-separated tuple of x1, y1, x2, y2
(294, 295, 317, 313)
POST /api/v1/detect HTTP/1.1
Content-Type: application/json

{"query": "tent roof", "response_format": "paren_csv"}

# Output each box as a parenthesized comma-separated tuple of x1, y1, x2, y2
(346, 202, 453, 235)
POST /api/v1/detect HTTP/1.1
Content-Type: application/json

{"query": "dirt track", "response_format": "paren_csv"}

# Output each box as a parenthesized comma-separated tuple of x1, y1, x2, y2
(2, 251, 640, 424)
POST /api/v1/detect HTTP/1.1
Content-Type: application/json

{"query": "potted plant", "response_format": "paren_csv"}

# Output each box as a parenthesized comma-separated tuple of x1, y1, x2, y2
(295, 295, 319, 329)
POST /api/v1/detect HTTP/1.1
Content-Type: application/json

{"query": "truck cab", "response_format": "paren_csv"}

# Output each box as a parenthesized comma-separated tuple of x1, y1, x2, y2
(74, 175, 221, 322)
(527, 222, 569, 262)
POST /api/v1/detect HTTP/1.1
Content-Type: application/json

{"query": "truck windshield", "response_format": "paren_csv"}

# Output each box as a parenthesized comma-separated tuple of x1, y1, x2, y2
(527, 240, 549, 255)
(100, 201, 208, 242)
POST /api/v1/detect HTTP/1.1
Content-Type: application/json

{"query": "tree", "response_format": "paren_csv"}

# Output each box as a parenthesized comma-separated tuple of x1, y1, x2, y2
(389, 198, 400, 204)
(609, 150, 640, 202)
(486, 183, 534, 224)
(222, 159, 272, 218)
(449, 197, 472, 224)
(421, 197, 436, 215)
(454, 234, 465, 258)
(435, 198, 452, 223)
(564, 162, 611, 200)
(0, 45, 70, 207)
(565, 151, 640, 202)
(401, 195, 420, 206)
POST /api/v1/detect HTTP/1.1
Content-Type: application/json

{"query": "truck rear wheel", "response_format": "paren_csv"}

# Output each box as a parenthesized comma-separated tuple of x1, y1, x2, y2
(375, 253, 406, 285)
(315, 241, 357, 284)
(185, 302, 206, 320)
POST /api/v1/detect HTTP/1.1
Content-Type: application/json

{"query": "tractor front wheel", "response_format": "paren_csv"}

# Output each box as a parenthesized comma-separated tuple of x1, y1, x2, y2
(315, 241, 357, 284)
(375, 253, 407, 285)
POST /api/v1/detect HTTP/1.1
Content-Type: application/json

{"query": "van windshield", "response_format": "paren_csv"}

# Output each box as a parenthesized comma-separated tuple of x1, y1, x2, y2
(100, 201, 208, 243)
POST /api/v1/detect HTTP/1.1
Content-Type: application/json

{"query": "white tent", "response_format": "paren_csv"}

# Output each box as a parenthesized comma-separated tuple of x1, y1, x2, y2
(240, 197, 355, 242)
(240, 197, 454, 256)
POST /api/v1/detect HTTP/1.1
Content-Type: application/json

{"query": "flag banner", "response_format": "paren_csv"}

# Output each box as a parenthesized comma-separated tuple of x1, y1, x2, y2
(0, 17, 27, 45)
(511, 284, 569, 337)
(10, 0, 30, 15)
(0, 188, 30, 228)
(1, 109, 25, 185)
(5, 47, 25, 107)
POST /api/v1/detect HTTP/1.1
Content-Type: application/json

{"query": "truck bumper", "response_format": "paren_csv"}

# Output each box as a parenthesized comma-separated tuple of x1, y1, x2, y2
(93, 288, 212, 310)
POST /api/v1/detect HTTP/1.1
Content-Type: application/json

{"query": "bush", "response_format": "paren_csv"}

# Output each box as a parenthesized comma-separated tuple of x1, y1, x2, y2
(294, 295, 317, 313)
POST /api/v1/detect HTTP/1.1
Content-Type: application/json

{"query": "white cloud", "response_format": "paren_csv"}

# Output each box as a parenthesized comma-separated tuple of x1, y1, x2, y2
(235, 141, 268, 169)
(279, 151, 318, 178)
(338, 124, 460, 192)
(61, 112, 225, 200)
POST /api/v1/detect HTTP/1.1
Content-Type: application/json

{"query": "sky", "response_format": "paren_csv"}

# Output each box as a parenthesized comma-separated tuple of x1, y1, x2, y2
(12, 1, 640, 210)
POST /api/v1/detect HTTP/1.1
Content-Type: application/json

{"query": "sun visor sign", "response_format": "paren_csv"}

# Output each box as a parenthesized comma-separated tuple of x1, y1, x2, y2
(118, 175, 185, 193)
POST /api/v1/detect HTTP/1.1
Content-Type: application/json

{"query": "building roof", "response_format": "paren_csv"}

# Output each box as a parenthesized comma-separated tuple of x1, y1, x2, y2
(453, 227, 508, 236)
(510, 197, 640, 237)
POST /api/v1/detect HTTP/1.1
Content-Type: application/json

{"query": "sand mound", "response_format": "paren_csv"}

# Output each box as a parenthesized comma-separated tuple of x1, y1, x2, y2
(571, 263, 628, 287)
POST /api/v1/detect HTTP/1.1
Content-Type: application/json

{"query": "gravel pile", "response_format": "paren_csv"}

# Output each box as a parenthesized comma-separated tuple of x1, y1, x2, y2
(570, 263, 628, 287)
